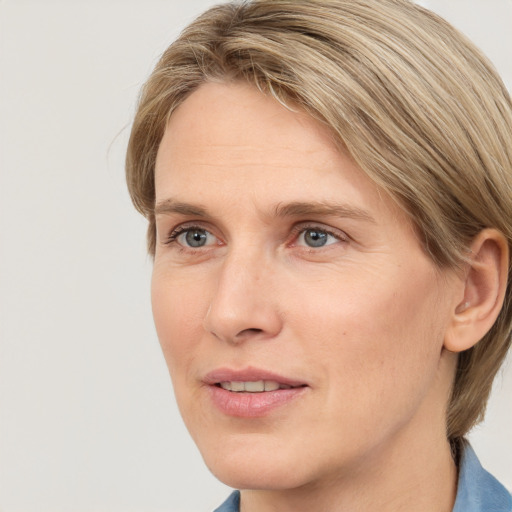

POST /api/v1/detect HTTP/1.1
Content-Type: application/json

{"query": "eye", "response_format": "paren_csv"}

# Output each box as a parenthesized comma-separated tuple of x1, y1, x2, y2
(166, 226, 218, 248)
(295, 227, 344, 248)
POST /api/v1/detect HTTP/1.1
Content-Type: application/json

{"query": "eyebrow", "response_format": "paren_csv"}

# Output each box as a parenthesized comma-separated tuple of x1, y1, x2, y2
(154, 199, 209, 217)
(154, 198, 376, 223)
(272, 201, 376, 223)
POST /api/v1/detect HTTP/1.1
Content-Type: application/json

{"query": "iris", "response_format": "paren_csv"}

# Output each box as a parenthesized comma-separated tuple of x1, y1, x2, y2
(185, 229, 208, 247)
(304, 229, 328, 247)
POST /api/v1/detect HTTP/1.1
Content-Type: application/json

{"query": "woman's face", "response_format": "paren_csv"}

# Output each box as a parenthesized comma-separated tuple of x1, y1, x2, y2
(152, 82, 460, 490)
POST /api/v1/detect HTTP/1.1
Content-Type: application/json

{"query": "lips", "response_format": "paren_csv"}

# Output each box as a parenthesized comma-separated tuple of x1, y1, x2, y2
(203, 367, 307, 387)
(203, 367, 309, 417)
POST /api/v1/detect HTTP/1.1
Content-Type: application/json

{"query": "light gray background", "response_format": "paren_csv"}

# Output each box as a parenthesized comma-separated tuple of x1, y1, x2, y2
(0, 1, 511, 511)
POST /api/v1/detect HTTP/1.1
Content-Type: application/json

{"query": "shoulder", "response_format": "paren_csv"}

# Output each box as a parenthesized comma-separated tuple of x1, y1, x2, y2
(453, 443, 512, 512)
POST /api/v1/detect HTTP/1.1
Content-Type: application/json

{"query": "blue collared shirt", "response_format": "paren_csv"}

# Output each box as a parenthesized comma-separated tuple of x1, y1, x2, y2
(453, 444, 511, 511)
(214, 445, 512, 512)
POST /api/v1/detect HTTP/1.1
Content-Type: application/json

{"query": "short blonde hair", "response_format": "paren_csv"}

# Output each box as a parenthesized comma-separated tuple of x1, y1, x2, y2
(126, 0, 512, 442)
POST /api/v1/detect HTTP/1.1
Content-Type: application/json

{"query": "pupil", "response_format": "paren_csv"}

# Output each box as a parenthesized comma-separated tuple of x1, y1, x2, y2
(186, 229, 207, 247)
(305, 229, 327, 247)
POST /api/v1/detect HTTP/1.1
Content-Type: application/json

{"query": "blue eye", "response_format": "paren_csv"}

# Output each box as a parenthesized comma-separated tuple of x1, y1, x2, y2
(297, 228, 340, 248)
(166, 227, 218, 248)
(182, 229, 209, 247)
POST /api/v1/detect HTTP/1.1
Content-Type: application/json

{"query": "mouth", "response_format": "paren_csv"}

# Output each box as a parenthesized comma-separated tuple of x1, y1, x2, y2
(203, 368, 309, 417)
(216, 380, 305, 393)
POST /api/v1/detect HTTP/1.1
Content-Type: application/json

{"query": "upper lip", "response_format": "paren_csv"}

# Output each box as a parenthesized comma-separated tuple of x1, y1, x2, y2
(203, 366, 308, 388)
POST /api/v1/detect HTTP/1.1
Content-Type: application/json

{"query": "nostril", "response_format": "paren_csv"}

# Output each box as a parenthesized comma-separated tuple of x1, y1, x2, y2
(238, 328, 264, 336)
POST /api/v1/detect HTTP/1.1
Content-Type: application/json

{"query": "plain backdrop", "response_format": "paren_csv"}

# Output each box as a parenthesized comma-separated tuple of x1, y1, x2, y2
(0, 1, 511, 511)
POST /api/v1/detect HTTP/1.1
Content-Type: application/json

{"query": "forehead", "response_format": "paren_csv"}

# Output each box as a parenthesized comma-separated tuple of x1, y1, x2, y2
(154, 81, 407, 228)
(159, 85, 344, 181)
(156, 81, 338, 174)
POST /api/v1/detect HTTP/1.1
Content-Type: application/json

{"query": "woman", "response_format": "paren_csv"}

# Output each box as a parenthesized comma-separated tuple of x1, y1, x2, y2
(126, 1, 512, 510)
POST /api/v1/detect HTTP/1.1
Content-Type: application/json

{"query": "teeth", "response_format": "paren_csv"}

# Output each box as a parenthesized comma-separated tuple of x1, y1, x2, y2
(264, 381, 280, 391)
(244, 380, 265, 392)
(219, 380, 287, 393)
(231, 381, 245, 392)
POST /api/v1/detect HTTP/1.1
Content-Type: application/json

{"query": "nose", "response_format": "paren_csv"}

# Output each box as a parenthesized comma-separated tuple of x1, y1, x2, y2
(203, 250, 282, 344)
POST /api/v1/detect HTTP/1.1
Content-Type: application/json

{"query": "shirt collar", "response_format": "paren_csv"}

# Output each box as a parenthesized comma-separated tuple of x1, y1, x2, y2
(453, 443, 512, 512)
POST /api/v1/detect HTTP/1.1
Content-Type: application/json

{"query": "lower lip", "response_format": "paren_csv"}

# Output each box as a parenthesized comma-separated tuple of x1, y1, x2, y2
(207, 385, 308, 418)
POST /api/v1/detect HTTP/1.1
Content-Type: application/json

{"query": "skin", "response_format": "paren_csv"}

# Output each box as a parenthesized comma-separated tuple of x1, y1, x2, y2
(151, 81, 466, 512)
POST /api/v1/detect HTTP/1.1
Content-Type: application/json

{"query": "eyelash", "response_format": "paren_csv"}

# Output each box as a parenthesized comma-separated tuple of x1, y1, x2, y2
(163, 223, 348, 249)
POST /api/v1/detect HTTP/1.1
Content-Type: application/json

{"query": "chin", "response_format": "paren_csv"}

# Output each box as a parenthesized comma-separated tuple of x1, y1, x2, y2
(200, 437, 315, 491)
(208, 460, 310, 491)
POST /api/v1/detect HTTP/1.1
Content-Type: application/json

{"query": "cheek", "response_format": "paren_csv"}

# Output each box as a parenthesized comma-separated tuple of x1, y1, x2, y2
(294, 264, 449, 416)
(151, 267, 209, 377)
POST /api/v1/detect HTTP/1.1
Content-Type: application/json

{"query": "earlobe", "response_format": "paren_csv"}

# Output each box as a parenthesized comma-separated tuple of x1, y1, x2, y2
(444, 229, 509, 353)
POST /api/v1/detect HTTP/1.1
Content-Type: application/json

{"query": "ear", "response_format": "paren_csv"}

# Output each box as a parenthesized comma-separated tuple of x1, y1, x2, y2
(444, 229, 509, 353)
